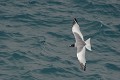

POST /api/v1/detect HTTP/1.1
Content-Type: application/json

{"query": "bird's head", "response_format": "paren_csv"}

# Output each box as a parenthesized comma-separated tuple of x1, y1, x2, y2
(69, 44, 75, 47)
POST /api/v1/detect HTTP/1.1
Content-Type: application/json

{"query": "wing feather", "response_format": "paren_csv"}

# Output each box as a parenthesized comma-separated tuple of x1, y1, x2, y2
(77, 46, 86, 70)
(73, 32, 85, 52)
(72, 23, 84, 41)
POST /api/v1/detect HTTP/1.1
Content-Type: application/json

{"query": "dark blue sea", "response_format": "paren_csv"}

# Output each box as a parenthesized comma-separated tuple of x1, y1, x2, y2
(0, 0, 120, 80)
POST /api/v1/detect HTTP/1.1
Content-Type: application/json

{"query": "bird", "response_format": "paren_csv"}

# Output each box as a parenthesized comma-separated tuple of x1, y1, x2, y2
(69, 18, 92, 71)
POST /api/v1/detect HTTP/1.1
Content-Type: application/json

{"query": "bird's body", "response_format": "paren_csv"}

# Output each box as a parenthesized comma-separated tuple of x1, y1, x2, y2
(70, 18, 92, 71)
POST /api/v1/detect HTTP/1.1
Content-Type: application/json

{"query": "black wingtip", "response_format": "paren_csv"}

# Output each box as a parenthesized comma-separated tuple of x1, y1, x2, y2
(73, 18, 78, 25)
(80, 63, 86, 71)
(83, 64, 86, 71)
(74, 18, 78, 23)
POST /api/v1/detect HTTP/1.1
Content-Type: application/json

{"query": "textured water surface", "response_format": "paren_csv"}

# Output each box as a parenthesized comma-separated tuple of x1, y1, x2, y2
(0, 0, 120, 80)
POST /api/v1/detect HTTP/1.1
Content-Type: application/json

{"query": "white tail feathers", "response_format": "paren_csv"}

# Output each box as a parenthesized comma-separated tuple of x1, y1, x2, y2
(85, 38, 92, 51)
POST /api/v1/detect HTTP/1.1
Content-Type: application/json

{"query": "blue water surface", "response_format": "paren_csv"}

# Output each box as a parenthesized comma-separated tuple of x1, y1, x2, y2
(0, 0, 120, 80)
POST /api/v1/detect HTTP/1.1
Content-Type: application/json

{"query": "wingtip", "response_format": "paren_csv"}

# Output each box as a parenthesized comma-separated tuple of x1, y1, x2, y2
(73, 18, 78, 25)
(80, 63, 86, 71)
(73, 18, 78, 23)
(83, 64, 86, 71)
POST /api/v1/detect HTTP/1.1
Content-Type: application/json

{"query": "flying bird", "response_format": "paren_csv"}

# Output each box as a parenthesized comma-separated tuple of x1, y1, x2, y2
(69, 18, 92, 71)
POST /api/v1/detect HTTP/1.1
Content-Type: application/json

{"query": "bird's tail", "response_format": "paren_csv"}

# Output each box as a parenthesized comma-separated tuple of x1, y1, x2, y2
(85, 38, 92, 51)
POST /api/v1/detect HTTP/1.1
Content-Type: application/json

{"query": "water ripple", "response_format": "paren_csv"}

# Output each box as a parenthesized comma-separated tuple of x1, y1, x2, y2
(105, 63, 120, 71)
(0, 0, 120, 80)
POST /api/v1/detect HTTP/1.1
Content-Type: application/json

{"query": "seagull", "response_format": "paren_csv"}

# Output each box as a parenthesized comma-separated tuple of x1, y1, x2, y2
(69, 18, 92, 71)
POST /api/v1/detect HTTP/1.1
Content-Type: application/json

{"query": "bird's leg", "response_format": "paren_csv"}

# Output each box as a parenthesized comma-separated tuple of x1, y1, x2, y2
(69, 44, 75, 47)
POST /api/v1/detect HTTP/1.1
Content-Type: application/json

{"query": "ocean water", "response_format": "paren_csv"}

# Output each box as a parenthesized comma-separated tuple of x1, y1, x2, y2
(0, 0, 120, 80)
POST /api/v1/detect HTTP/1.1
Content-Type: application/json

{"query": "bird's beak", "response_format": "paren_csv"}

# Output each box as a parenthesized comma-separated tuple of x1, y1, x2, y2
(69, 45, 72, 47)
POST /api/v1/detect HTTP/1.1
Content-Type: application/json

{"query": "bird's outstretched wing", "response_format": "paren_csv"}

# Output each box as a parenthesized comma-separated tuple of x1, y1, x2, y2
(72, 18, 84, 41)
(77, 46, 86, 71)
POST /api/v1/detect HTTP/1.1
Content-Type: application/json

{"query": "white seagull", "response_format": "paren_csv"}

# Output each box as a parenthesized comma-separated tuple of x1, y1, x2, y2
(69, 18, 92, 71)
